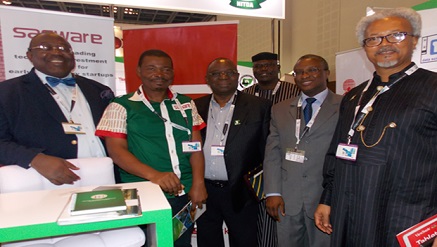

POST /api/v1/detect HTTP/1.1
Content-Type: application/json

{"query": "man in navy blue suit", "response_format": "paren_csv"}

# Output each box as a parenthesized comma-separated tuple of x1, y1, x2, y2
(0, 32, 113, 185)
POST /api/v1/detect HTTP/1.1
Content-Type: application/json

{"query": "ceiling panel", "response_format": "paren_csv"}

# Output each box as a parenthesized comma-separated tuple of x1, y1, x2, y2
(2, 0, 216, 24)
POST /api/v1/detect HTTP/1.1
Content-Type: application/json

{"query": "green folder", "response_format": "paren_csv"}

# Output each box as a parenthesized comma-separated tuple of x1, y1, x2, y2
(71, 189, 127, 216)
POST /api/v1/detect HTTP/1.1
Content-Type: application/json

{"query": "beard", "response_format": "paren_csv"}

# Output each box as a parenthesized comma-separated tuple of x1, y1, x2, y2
(377, 59, 398, 68)
(375, 46, 400, 68)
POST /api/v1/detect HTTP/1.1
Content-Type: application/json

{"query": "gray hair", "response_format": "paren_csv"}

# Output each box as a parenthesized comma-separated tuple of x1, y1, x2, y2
(356, 7, 422, 46)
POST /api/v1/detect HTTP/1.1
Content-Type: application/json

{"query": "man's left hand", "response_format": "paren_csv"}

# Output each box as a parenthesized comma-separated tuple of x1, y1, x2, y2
(188, 182, 207, 210)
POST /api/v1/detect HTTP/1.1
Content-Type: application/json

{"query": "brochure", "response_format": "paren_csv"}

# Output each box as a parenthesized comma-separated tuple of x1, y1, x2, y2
(172, 201, 206, 241)
(396, 214, 437, 247)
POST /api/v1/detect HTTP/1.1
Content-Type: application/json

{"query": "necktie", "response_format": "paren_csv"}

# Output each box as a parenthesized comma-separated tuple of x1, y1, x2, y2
(46, 76, 76, 87)
(303, 98, 316, 124)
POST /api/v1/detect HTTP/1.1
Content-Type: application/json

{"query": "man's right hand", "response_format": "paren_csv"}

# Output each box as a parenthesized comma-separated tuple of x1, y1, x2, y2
(149, 171, 183, 196)
(30, 153, 80, 185)
(266, 196, 286, 222)
(314, 204, 333, 234)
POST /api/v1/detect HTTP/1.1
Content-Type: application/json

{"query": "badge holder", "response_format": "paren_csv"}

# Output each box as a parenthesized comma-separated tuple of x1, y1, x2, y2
(182, 141, 202, 153)
(285, 148, 305, 163)
(62, 122, 85, 134)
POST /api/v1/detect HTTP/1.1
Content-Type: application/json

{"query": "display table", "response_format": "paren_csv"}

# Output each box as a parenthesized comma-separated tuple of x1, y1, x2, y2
(0, 181, 173, 246)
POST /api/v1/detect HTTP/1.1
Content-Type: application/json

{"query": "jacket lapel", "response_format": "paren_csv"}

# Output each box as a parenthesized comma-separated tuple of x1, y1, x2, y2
(24, 70, 68, 123)
(226, 92, 248, 145)
(196, 95, 212, 142)
(289, 96, 299, 123)
(308, 91, 339, 134)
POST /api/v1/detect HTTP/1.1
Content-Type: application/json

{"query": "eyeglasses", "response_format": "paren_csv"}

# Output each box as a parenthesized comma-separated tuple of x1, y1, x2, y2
(291, 67, 324, 77)
(253, 62, 278, 70)
(362, 32, 414, 47)
(208, 70, 238, 78)
(28, 44, 73, 53)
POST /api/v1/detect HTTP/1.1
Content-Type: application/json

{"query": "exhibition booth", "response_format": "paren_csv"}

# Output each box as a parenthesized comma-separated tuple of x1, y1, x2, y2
(1, 0, 437, 246)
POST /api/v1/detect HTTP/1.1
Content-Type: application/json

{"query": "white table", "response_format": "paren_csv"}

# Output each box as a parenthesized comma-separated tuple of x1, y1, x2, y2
(0, 181, 173, 246)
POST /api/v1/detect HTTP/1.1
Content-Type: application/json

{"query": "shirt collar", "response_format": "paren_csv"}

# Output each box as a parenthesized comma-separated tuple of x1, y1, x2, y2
(373, 62, 416, 83)
(129, 86, 177, 102)
(211, 91, 237, 107)
(301, 88, 328, 104)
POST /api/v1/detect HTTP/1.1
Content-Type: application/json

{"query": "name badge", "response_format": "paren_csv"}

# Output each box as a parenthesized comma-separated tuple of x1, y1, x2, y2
(336, 143, 358, 161)
(182, 141, 202, 153)
(62, 122, 85, 134)
(211, 145, 225, 156)
(285, 148, 305, 163)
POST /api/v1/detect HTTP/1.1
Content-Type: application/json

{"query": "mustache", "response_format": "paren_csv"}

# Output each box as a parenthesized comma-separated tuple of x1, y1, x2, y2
(376, 46, 399, 55)
(255, 71, 275, 76)
(151, 77, 170, 82)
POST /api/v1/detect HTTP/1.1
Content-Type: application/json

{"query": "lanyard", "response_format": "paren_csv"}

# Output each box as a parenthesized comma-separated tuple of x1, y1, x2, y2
(137, 87, 192, 138)
(295, 97, 322, 147)
(210, 93, 237, 145)
(255, 81, 281, 97)
(45, 83, 77, 123)
(347, 64, 418, 144)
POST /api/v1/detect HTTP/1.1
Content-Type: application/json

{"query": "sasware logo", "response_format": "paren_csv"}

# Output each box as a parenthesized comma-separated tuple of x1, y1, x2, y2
(12, 27, 103, 44)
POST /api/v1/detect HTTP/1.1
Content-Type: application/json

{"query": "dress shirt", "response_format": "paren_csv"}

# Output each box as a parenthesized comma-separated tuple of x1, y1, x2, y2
(35, 69, 106, 158)
(203, 94, 237, 181)
(300, 88, 328, 116)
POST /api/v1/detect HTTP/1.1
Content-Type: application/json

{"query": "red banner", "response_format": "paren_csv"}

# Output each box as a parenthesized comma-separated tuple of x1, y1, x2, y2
(123, 22, 238, 98)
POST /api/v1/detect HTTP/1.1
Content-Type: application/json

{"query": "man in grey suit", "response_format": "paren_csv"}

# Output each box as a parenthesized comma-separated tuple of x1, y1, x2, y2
(264, 54, 341, 247)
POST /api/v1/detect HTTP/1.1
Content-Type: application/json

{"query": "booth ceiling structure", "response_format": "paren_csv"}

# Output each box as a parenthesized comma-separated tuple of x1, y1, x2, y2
(2, 0, 216, 24)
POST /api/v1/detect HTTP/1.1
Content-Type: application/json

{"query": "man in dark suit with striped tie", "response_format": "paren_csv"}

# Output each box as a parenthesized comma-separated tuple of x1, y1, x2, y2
(315, 7, 437, 247)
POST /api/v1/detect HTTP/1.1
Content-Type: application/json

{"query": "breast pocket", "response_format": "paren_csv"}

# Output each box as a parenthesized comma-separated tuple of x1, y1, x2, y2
(356, 144, 387, 166)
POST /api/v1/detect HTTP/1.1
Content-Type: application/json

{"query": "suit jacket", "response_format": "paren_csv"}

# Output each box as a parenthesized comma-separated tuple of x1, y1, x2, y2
(264, 90, 342, 217)
(0, 68, 113, 167)
(195, 91, 272, 212)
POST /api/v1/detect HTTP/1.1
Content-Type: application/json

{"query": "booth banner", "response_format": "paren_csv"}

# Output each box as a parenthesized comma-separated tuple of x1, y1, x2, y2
(0, 5, 115, 91)
(122, 21, 238, 98)
(336, 7, 437, 95)
(47, 0, 285, 19)
(412, 8, 437, 72)
(335, 48, 374, 95)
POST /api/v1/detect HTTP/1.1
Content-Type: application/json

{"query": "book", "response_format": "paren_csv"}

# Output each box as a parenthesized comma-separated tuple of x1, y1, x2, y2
(70, 188, 127, 216)
(172, 201, 206, 241)
(57, 188, 142, 225)
(396, 214, 437, 247)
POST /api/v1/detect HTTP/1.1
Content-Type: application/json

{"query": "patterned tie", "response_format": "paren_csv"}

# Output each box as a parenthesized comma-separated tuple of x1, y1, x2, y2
(303, 98, 316, 124)
(46, 76, 76, 87)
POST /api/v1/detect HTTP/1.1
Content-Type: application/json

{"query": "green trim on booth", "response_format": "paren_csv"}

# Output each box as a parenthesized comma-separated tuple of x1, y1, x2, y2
(237, 61, 252, 68)
(412, 0, 437, 11)
(0, 208, 172, 246)
(115, 56, 124, 63)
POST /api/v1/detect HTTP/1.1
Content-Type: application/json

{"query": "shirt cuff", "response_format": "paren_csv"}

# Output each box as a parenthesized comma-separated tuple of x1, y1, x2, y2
(266, 193, 282, 198)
